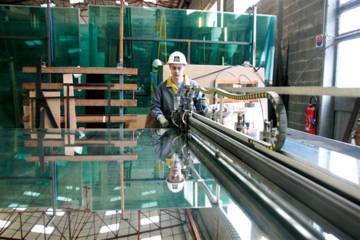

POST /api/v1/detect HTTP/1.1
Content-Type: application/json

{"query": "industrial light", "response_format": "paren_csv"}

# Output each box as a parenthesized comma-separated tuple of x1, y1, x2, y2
(0, 220, 11, 229)
(8, 203, 27, 211)
(140, 216, 159, 225)
(224, 27, 228, 42)
(198, 17, 203, 28)
(57, 196, 72, 202)
(141, 190, 156, 196)
(110, 196, 121, 202)
(25, 40, 43, 47)
(143, 0, 157, 3)
(69, 0, 84, 4)
(40, 3, 55, 7)
(186, 10, 196, 15)
(141, 235, 161, 240)
(31, 225, 54, 234)
(23, 191, 40, 197)
(14, 207, 27, 211)
(141, 201, 158, 208)
(46, 208, 65, 216)
(99, 224, 119, 234)
(116, 0, 128, 5)
(105, 210, 121, 216)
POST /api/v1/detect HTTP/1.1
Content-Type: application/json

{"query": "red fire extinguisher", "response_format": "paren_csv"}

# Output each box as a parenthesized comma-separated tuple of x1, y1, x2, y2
(305, 96, 318, 134)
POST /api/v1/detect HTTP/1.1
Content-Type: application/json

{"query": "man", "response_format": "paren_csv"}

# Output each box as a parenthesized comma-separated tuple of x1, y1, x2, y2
(151, 51, 207, 128)
(150, 59, 162, 97)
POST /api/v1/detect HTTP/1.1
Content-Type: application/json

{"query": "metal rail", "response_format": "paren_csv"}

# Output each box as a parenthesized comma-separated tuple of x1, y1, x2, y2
(198, 87, 287, 150)
(188, 115, 360, 239)
(221, 86, 360, 97)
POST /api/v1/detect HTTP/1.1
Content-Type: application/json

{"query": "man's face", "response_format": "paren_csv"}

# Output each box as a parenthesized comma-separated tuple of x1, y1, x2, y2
(168, 161, 184, 183)
(169, 64, 185, 80)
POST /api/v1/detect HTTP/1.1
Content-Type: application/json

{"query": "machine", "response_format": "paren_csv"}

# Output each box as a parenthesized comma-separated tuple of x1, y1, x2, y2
(170, 86, 360, 239)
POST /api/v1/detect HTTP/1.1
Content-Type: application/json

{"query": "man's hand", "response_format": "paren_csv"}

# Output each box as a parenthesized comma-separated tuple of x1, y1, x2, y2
(157, 115, 169, 128)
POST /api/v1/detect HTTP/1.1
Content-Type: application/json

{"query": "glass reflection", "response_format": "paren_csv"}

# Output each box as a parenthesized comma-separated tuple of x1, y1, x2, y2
(0, 128, 353, 239)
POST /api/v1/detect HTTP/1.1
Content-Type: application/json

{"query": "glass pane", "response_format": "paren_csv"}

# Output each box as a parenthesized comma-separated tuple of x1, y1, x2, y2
(88, 5, 276, 110)
(0, 6, 79, 128)
(0, 127, 355, 239)
(336, 38, 360, 87)
(0, 5, 276, 127)
(339, 6, 360, 34)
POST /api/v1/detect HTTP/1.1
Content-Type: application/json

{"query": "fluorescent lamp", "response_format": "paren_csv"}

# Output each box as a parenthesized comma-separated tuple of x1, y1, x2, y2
(31, 225, 54, 234)
(141, 235, 161, 240)
(99, 224, 119, 234)
(57, 196, 72, 202)
(0, 220, 11, 229)
(69, 0, 84, 4)
(140, 216, 159, 225)
(105, 210, 121, 216)
(23, 191, 40, 197)
(141, 201, 158, 208)
(110, 196, 121, 202)
(46, 208, 65, 216)
(40, 3, 55, 7)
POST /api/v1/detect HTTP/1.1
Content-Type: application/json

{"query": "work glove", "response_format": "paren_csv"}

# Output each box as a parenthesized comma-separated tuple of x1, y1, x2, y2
(157, 115, 169, 128)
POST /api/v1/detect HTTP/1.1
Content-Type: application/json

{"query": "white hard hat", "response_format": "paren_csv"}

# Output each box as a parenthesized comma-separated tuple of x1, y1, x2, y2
(166, 159, 185, 193)
(168, 51, 187, 65)
(166, 180, 185, 193)
(152, 59, 163, 69)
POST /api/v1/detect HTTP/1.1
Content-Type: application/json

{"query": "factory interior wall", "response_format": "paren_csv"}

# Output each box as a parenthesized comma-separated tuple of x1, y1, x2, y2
(0, 5, 276, 128)
(256, 0, 326, 131)
(256, 0, 359, 140)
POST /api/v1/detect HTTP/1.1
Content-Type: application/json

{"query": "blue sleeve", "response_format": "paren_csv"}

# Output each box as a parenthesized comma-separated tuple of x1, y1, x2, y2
(151, 84, 164, 119)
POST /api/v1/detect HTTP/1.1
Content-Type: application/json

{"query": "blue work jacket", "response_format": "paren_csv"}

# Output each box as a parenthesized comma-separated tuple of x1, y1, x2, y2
(151, 76, 202, 121)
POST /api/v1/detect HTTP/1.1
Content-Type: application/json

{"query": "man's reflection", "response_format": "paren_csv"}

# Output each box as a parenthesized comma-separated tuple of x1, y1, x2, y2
(151, 128, 189, 193)
(166, 157, 185, 193)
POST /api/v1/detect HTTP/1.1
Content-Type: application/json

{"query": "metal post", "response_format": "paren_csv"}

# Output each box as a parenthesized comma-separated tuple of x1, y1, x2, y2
(342, 98, 360, 142)
(118, 0, 125, 125)
(137, 210, 140, 240)
(194, 181, 198, 208)
(46, 0, 52, 82)
(187, 41, 191, 64)
(9, 57, 20, 127)
(216, 184, 221, 204)
(220, 0, 224, 28)
(120, 160, 125, 219)
(219, 96, 224, 124)
(48, 162, 57, 227)
(67, 211, 72, 240)
(20, 213, 23, 239)
(119, 0, 124, 66)
(252, 6, 257, 67)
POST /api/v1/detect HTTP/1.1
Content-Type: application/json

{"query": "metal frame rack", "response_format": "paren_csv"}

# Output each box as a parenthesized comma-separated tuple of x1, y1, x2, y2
(22, 65, 138, 129)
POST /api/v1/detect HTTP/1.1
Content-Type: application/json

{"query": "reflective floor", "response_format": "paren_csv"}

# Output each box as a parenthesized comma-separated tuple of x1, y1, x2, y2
(1, 128, 232, 210)
(283, 128, 360, 186)
(0, 128, 357, 239)
(0, 128, 269, 239)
